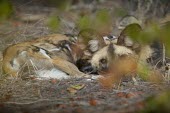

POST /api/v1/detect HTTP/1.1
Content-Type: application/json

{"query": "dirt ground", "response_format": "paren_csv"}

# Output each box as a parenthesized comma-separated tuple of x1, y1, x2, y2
(0, 77, 169, 113)
(0, 1, 170, 113)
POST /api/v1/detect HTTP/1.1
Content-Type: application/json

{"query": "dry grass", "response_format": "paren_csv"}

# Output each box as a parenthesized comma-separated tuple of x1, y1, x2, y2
(0, 1, 170, 113)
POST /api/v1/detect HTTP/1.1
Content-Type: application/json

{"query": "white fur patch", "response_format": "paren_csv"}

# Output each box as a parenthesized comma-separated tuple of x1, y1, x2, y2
(39, 49, 51, 59)
(88, 40, 99, 52)
(12, 58, 20, 70)
(20, 51, 27, 56)
(65, 44, 72, 52)
(49, 47, 61, 52)
(35, 68, 70, 80)
(139, 45, 153, 62)
(103, 35, 117, 45)
(125, 37, 134, 46)
(35, 68, 101, 81)
(113, 44, 134, 56)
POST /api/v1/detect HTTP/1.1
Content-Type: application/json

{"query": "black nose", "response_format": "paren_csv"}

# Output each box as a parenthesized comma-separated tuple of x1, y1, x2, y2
(81, 65, 93, 73)
(76, 59, 98, 74)
(81, 64, 98, 74)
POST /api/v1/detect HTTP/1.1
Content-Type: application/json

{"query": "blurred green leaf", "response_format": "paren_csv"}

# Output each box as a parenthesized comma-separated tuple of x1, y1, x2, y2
(122, 23, 142, 42)
(140, 91, 170, 113)
(94, 9, 112, 34)
(48, 0, 71, 11)
(95, 9, 111, 25)
(0, 0, 13, 21)
(160, 22, 170, 56)
(114, 8, 128, 17)
(139, 23, 160, 43)
(137, 62, 150, 81)
(78, 28, 98, 44)
(77, 15, 92, 30)
(47, 16, 60, 31)
(77, 9, 112, 34)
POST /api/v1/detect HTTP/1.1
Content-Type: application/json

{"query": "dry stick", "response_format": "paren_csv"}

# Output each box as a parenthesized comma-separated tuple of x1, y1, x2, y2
(168, 70, 170, 83)
(162, 44, 170, 83)
(162, 44, 166, 81)
(26, 62, 31, 75)
(30, 59, 38, 71)
(117, 78, 122, 90)
(154, 58, 161, 70)
(162, 44, 166, 66)
(17, 61, 30, 78)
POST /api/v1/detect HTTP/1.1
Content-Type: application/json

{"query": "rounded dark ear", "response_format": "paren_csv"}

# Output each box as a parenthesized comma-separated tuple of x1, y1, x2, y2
(78, 28, 98, 45)
(117, 31, 125, 46)
(117, 23, 142, 46)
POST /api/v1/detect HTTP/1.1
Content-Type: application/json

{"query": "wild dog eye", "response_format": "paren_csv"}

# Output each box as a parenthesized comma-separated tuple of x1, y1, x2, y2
(165, 66, 169, 71)
(100, 58, 107, 64)
(165, 64, 170, 70)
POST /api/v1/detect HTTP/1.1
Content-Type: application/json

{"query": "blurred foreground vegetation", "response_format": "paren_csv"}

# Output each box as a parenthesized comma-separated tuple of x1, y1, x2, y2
(139, 91, 170, 113)
(0, 0, 170, 113)
(0, 0, 13, 21)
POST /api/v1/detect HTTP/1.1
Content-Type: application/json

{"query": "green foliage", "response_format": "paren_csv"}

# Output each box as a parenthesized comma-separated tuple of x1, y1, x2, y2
(95, 9, 111, 26)
(137, 62, 150, 81)
(123, 23, 161, 44)
(160, 22, 170, 56)
(78, 29, 98, 45)
(138, 24, 160, 43)
(122, 23, 142, 42)
(47, 16, 61, 32)
(114, 7, 128, 17)
(48, 0, 71, 11)
(0, 0, 13, 21)
(77, 9, 112, 44)
(140, 91, 170, 113)
(124, 21, 170, 49)
(77, 9, 112, 35)
(77, 16, 92, 30)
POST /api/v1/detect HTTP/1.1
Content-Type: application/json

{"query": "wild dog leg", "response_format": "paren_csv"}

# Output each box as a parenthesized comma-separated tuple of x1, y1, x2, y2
(51, 57, 90, 78)
(2, 62, 18, 77)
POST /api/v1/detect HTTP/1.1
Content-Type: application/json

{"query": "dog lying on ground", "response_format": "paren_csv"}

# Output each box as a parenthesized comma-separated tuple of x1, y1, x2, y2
(2, 34, 93, 79)
(90, 23, 164, 84)
(2, 27, 120, 79)
(2, 16, 167, 81)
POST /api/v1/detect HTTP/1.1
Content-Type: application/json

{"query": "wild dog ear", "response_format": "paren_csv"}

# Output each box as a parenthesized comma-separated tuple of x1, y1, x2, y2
(117, 23, 142, 46)
(117, 15, 141, 30)
(78, 28, 98, 45)
(78, 28, 106, 49)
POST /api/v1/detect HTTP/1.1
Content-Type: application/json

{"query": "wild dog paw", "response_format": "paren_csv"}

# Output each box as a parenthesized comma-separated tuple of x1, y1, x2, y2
(82, 74, 91, 78)
(91, 75, 104, 80)
(86, 75, 104, 81)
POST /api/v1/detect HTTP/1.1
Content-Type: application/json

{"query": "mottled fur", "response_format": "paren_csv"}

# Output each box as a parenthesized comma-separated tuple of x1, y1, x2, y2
(2, 34, 88, 78)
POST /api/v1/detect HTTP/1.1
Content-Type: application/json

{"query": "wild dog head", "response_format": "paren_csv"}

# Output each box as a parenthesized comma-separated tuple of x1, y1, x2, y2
(76, 29, 118, 74)
(90, 21, 166, 73)
(90, 43, 134, 72)
(89, 23, 141, 72)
